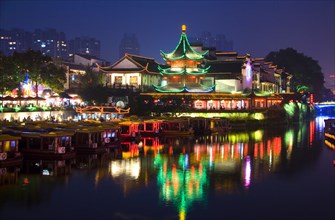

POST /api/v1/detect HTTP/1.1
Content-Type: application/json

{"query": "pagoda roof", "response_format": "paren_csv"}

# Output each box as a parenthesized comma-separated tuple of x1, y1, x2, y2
(153, 83, 214, 93)
(97, 53, 160, 74)
(160, 25, 208, 61)
(158, 66, 210, 75)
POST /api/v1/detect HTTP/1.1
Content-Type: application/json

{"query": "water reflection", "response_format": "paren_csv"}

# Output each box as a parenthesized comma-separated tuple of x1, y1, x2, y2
(0, 117, 332, 220)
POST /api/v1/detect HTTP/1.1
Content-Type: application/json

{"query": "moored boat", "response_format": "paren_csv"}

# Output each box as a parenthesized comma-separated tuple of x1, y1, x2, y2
(73, 127, 108, 154)
(160, 119, 194, 136)
(138, 119, 163, 137)
(118, 120, 142, 141)
(0, 134, 23, 167)
(20, 131, 76, 160)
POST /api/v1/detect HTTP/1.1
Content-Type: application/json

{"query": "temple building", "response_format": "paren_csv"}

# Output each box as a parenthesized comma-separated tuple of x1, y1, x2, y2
(97, 25, 292, 116)
(143, 25, 291, 113)
(153, 25, 214, 93)
(97, 53, 160, 91)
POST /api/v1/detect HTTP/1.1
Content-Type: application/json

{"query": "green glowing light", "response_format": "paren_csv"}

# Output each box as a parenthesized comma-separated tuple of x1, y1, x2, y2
(0, 105, 4, 112)
(284, 102, 295, 118)
(154, 154, 208, 219)
(27, 104, 37, 111)
(14, 105, 21, 112)
(160, 33, 208, 61)
(41, 106, 48, 111)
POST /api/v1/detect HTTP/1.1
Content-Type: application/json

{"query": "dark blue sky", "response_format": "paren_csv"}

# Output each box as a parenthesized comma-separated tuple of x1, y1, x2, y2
(1, 0, 334, 88)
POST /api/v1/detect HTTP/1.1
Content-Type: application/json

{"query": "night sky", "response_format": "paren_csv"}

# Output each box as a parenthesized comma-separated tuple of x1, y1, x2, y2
(1, 0, 334, 88)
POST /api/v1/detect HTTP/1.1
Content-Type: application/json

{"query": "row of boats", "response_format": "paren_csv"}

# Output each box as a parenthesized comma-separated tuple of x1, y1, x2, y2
(0, 117, 231, 167)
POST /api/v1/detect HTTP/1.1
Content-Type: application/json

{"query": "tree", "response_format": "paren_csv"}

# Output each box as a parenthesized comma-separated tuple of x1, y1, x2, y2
(13, 50, 52, 100)
(77, 67, 108, 105)
(6, 50, 67, 104)
(40, 63, 66, 93)
(0, 52, 24, 97)
(265, 48, 325, 101)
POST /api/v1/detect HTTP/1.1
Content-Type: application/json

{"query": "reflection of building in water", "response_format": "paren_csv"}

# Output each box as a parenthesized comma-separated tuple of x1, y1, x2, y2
(93, 123, 312, 219)
(108, 157, 142, 196)
(0, 166, 20, 185)
(120, 142, 140, 159)
(22, 159, 73, 176)
(193, 129, 293, 192)
(154, 153, 208, 220)
(75, 153, 109, 170)
(140, 137, 163, 156)
(109, 158, 141, 180)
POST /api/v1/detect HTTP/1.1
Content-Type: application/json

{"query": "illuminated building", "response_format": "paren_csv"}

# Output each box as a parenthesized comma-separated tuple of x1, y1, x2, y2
(143, 25, 287, 114)
(153, 24, 213, 93)
(95, 25, 292, 116)
(97, 53, 161, 91)
(32, 28, 67, 59)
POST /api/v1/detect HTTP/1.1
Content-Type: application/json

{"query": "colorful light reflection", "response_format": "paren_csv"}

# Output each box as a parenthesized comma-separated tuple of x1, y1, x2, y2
(155, 154, 208, 220)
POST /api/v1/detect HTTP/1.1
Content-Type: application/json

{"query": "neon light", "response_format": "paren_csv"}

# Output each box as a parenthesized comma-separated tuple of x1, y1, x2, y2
(244, 156, 251, 188)
(14, 105, 21, 112)
(160, 33, 207, 61)
(246, 62, 252, 81)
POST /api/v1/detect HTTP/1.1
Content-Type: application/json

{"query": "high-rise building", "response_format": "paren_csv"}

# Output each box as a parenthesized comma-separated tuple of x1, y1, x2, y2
(0, 28, 102, 61)
(189, 31, 234, 52)
(68, 37, 101, 59)
(119, 33, 140, 58)
(215, 34, 234, 52)
(0, 28, 33, 56)
(32, 28, 67, 59)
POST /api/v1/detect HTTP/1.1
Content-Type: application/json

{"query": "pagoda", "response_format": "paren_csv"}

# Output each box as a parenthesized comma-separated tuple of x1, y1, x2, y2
(153, 25, 214, 93)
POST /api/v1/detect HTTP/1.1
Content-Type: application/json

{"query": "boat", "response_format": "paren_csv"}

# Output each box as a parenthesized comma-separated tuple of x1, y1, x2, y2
(138, 119, 163, 137)
(20, 131, 76, 160)
(160, 119, 194, 136)
(73, 127, 109, 154)
(0, 134, 23, 167)
(118, 120, 142, 141)
(99, 122, 120, 148)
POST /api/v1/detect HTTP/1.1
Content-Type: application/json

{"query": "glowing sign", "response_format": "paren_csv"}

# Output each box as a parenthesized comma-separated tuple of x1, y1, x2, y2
(246, 62, 252, 81)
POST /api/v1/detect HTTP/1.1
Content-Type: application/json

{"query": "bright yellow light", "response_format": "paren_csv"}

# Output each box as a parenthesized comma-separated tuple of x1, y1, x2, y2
(182, 25, 187, 32)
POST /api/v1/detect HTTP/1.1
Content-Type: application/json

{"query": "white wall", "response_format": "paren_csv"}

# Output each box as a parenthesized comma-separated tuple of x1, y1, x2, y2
(215, 79, 242, 92)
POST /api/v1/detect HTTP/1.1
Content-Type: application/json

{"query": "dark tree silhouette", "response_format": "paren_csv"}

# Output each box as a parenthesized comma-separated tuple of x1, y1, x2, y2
(77, 67, 109, 105)
(265, 48, 325, 101)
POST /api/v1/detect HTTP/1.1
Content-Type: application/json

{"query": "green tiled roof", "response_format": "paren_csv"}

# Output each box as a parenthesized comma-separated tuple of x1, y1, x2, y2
(160, 33, 208, 61)
(158, 66, 210, 75)
(153, 83, 214, 93)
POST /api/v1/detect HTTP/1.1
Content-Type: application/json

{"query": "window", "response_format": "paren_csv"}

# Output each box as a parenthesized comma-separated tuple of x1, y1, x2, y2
(130, 76, 138, 85)
(114, 76, 122, 84)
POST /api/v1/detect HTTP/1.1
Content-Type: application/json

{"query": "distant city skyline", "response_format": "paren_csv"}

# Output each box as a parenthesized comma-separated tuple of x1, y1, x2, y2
(1, 0, 334, 88)
(0, 27, 102, 61)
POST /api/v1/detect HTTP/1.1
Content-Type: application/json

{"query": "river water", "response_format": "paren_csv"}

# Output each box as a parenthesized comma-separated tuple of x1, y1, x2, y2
(0, 116, 334, 220)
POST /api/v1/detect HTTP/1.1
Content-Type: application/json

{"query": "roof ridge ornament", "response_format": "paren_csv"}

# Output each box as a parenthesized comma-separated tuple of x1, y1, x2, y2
(182, 24, 186, 33)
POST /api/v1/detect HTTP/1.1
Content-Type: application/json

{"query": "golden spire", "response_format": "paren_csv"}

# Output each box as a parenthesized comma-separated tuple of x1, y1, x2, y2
(182, 25, 186, 33)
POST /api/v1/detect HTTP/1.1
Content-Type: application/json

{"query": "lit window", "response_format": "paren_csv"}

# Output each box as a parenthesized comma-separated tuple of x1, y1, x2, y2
(114, 76, 122, 84)
(130, 76, 138, 85)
